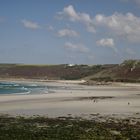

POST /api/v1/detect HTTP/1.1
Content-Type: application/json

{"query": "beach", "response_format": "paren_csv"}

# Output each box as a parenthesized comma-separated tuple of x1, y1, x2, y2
(0, 79, 140, 120)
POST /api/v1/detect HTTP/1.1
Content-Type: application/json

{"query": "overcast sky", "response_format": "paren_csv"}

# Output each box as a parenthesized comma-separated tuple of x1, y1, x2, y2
(0, 0, 140, 64)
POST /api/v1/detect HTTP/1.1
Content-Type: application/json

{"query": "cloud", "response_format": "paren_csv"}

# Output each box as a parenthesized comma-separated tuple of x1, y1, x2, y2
(94, 12, 140, 43)
(62, 5, 79, 21)
(57, 5, 95, 33)
(96, 38, 117, 52)
(57, 28, 79, 37)
(58, 5, 140, 45)
(96, 38, 115, 47)
(21, 19, 40, 29)
(64, 42, 89, 53)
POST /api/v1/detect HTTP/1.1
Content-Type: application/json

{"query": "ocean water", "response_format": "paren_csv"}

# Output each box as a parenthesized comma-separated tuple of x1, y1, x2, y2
(0, 82, 48, 94)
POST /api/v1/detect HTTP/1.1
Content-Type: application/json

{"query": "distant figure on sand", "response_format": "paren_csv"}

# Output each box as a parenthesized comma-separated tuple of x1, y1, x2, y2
(93, 99, 98, 103)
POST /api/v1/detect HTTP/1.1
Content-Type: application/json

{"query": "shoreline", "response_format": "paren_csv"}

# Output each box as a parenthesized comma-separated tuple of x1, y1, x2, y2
(1, 77, 140, 87)
(0, 78, 140, 120)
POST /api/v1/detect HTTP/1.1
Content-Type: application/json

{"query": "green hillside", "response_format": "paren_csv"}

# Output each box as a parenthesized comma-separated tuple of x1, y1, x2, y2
(0, 60, 140, 82)
(88, 60, 140, 83)
(0, 64, 105, 80)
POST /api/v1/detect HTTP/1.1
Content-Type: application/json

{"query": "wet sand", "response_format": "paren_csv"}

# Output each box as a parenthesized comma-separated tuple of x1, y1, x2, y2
(0, 80, 140, 119)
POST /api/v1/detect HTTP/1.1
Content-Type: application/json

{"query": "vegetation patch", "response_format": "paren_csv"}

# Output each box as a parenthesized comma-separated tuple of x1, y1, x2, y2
(0, 115, 140, 140)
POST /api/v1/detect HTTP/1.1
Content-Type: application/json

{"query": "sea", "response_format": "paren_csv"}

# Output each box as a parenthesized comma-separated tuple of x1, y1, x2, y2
(0, 82, 48, 94)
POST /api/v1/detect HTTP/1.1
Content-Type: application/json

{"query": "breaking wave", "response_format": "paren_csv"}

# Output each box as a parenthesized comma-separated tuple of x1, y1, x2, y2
(0, 82, 48, 95)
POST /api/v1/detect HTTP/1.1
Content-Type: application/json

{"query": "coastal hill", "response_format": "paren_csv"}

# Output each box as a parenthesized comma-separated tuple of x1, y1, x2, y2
(85, 60, 140, 83)
(0, 60, 140, 82)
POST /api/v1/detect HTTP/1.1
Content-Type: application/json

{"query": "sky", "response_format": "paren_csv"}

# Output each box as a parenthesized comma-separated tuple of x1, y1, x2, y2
(0, 0, 140, 64)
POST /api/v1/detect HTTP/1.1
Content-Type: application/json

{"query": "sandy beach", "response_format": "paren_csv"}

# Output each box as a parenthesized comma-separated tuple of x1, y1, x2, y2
(0, 79, 140, 119)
